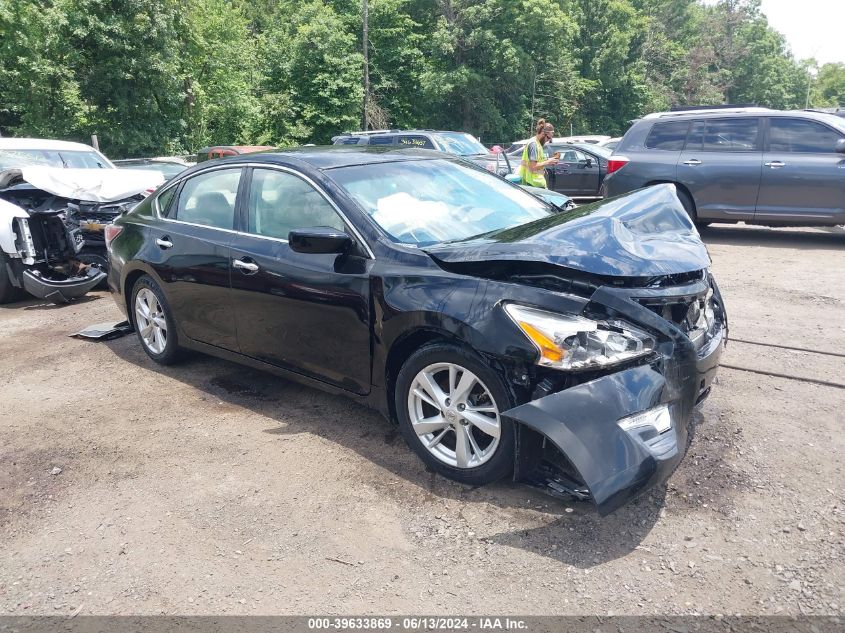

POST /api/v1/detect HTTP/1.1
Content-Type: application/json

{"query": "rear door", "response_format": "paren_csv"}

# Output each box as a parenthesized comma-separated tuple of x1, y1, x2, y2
(547, 147, 598, 196)
(229, 167, 372, 394)
(755, 117, 845, 223)
(147, 167, 243, 350)
(676, 117, 762, 221)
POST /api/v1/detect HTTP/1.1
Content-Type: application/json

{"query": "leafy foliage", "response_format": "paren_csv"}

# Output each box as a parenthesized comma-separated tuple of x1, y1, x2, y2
(0, 0, 835, 157)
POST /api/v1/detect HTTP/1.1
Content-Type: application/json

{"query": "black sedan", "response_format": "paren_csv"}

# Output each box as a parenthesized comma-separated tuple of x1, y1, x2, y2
(544, 143, 612, 199)
(106, 147, 727, 515)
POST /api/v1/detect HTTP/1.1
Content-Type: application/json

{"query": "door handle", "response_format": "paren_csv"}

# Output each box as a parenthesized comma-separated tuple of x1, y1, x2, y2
(764, 161, 786, 169)
(682, 159, 702, 166)
(233, 258, 259, 273)
(155, 237, 173, 249)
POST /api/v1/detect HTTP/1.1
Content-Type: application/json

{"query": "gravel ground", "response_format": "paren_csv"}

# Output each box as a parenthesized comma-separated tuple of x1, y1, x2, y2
(0, 224, 843, 616)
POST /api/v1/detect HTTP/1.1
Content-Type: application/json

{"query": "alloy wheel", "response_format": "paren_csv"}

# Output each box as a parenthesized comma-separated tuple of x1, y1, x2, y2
(407, 362, 501, 469)
(134, 287, 168, 355)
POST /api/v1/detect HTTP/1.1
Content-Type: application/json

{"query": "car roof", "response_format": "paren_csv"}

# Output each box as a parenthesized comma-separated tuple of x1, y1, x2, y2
(0, 137, 100, 152)
(199, 145, 449, 170)
(338, 130, 461, 137)
(638, 108, 845, 129)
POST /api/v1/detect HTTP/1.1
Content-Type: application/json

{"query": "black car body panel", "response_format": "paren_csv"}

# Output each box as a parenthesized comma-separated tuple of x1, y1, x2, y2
(108, 148, 727, 514)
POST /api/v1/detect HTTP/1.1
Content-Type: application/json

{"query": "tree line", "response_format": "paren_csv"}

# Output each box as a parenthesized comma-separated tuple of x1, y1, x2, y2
(0, 0, 842, 158)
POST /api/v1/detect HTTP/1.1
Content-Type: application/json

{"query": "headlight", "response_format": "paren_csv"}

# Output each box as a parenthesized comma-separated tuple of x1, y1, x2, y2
(504, 304, 655, 370)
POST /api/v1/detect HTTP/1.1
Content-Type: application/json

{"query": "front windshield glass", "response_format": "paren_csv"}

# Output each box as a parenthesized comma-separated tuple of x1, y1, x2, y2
(432, 133, 489, 156)
(330, 159, 552, 246)
(0, 149, 112, 170)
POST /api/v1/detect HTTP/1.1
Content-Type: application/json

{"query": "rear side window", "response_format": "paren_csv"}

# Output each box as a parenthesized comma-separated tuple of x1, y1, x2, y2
(156, 187, 177, 217)
(645, 121, 689, 150)
(335, 137, 361, 145)
(769, 118, 842, 153)
(367, 135, 395, 146)
(702, 118, 758, 151)
(397, 135, 435, 149)
(174, 168, 241, 230)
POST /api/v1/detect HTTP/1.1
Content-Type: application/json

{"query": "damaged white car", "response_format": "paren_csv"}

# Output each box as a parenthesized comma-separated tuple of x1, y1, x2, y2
(0, 139, 163, 303)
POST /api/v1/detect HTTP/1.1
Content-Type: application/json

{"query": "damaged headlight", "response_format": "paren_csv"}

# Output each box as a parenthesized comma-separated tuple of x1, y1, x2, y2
(504, 304, 655, 371)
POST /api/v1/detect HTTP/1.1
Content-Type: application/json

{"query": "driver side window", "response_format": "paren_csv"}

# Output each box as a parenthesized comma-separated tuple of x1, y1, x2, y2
(247, 169, 345, 241)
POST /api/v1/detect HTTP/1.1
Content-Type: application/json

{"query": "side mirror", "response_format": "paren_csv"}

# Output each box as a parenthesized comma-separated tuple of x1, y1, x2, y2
(583, 157, 594, 167)
(836, 139, 845, 154)
(289, 227, 352, 254)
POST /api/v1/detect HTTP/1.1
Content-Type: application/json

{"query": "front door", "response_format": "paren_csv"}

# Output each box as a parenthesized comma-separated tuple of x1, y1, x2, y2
(676, 118, 763, 222)
(229, 167, 372, 394)
(755, 117, 845, 223)
(148, 167, 242, 350)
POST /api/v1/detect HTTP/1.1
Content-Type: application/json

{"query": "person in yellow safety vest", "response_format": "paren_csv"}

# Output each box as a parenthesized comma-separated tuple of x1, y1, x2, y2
(520, 118, 560, 188)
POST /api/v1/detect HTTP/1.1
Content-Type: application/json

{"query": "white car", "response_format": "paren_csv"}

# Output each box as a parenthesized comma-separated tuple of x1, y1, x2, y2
(0, 138, 163, 303)
(505, 135, 613, 158)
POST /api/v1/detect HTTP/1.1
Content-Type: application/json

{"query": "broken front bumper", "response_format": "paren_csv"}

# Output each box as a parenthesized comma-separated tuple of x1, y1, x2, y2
(22, 267, 106, 303)
(506, 277, 726, 515)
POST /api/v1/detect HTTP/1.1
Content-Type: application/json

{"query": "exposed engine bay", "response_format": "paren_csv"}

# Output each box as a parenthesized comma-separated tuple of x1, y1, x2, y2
(0, 166, 163, 303)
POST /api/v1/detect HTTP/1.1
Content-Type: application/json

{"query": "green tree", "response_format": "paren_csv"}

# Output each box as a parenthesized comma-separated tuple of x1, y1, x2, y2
(260, 0, 364, 144)
(812, 63, 845, 108)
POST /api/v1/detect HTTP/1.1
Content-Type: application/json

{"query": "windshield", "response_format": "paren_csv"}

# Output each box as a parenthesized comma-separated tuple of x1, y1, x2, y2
(432, 133, 489, 156)
(330, 159, 553, 246)
(0, 148, 113, 170)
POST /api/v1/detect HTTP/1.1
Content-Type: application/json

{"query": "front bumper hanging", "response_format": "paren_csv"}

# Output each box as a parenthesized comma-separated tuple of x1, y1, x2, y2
(506, 277, 727, 515)
(22, 267, 106, 303)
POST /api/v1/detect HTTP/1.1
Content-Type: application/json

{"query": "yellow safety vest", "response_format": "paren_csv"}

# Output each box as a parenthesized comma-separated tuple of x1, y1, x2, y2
(520, 138, 547, 188)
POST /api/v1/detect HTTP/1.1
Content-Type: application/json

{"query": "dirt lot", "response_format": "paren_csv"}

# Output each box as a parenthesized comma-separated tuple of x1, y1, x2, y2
(0, 225, 843, 616)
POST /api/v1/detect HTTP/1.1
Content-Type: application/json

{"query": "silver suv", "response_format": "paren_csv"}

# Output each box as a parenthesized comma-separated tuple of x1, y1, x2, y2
(601, 107, 845, 227)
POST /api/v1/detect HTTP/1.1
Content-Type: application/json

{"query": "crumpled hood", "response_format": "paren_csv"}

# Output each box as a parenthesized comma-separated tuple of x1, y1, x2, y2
(424, 184, 711, 278)
(0, 166, 164, 202)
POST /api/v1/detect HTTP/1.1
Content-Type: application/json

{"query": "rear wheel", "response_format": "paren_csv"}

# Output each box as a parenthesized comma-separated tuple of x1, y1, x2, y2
(131, 275, 182, 364)
(395, 343, 515, 486)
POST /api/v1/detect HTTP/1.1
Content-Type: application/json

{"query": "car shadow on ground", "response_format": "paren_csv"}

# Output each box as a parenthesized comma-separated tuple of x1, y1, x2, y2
(700, 224, 844, 250)
(101, 335, 672, 566)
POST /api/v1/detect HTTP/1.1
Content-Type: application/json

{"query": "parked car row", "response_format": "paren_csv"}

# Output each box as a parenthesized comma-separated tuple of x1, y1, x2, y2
(603, 107, 845, 227)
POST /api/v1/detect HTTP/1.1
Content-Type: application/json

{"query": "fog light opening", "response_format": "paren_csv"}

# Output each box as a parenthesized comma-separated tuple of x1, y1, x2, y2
(617, 404, 672, 435)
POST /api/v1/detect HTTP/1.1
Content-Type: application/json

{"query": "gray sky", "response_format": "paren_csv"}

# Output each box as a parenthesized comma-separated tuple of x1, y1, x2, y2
(759, 0, 844, 65)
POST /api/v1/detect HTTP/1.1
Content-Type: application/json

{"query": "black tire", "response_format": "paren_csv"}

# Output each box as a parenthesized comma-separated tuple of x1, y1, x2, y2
(0, 251, 22, 304)
(674, 187, 710, 228)
(394, 342, 516, 486)
(130, 275, 183, 365)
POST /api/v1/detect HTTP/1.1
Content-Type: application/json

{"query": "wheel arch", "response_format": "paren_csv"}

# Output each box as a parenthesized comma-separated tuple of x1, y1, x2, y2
(383, 327, 468, 424)
(122, 264, 166, 325)
(644, 180, 696, 214)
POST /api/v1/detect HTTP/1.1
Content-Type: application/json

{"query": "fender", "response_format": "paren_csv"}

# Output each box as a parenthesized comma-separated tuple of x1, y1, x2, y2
(0, 198, 28, 257)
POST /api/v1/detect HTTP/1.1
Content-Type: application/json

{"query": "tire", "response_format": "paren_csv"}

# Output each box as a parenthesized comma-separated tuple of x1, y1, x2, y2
(0, 251, 22, 304)
(674, 187, 710, 229)
(130, 275, 183, 365)
(394, 342, 515, 486)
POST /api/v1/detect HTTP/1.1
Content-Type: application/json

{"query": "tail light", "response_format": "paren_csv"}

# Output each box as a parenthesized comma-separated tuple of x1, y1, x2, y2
(104, 224, 124, 250)
(606, 155, 630, 175)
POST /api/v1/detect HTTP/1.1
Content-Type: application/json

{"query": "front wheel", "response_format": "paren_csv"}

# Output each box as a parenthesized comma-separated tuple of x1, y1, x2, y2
(394, 343, 515, 486)
(675, 187, 710, 228)
(131, 275, 182, 364)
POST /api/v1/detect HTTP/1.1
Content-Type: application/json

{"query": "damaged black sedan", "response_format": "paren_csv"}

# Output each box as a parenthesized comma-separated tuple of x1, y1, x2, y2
(107, 147, 727, 515)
